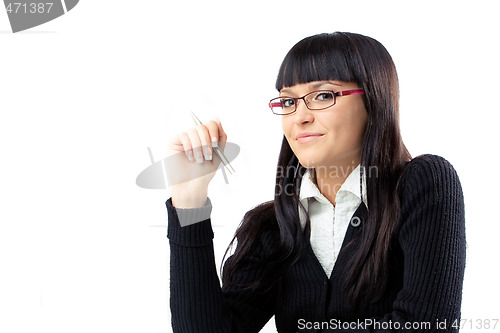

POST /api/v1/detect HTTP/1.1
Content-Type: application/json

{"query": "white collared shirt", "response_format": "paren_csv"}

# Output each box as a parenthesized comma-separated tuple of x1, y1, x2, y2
(298, 164, 367, 278)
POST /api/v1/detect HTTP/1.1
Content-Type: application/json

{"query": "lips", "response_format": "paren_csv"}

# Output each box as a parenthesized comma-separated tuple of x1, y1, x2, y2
(296, 132, 325, 143)
(296, 132, 324, 140)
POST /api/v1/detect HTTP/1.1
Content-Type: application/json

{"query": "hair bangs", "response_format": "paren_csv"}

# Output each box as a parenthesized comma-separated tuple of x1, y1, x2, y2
(275, 33, 357, 91)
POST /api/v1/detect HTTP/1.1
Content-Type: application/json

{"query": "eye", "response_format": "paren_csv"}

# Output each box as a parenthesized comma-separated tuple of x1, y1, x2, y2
(313, 91, 334, 101)
(281, 98, 295, 108)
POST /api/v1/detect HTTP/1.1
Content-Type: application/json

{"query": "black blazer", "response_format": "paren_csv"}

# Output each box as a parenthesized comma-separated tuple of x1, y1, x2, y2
(167, 154, 466, 332)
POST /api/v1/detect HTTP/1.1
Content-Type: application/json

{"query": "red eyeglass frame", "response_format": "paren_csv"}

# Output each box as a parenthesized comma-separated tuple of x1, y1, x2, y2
(269, 89, 365, 115)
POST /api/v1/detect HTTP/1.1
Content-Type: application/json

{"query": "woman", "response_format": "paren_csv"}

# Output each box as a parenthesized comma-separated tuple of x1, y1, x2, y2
(165, 32, 466, 332)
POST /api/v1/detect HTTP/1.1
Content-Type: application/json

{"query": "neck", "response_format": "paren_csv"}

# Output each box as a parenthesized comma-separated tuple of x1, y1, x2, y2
(313, 156, 360, 206)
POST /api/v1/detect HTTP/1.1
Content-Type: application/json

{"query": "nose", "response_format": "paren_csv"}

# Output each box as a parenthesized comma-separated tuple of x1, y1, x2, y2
(293, 99, 314, 124)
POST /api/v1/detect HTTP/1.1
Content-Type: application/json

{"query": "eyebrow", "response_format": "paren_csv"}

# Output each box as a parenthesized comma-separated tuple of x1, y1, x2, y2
(280, 81, 343, 95)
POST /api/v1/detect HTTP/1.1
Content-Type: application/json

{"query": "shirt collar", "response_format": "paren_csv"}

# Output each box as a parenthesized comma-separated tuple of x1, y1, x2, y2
(299, 164, 367, 206)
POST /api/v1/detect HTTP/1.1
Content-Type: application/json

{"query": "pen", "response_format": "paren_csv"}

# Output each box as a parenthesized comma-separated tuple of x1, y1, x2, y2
(190, 112, 235, 174)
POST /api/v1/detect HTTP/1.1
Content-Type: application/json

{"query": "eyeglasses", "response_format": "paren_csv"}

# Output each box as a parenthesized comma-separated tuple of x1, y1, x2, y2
(268, 89, 365, 115)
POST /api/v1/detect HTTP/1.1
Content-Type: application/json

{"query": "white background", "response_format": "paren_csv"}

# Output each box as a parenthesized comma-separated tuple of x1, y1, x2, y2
(1, 1, 499, 332)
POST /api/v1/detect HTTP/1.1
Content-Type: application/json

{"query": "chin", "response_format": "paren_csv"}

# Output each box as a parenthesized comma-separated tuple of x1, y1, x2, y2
(296, 154, 326, 168)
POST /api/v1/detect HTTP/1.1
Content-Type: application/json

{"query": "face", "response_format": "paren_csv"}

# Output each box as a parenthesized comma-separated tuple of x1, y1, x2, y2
(281, 80, 368, 168)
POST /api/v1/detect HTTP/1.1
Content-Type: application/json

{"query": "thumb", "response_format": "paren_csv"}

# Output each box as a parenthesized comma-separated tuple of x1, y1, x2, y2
(215, 118, 226, 140)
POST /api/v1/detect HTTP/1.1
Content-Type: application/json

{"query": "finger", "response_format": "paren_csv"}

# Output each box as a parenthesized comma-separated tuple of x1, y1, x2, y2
(206, 120, 220, 148)
(216, 119, 227, 150)
(196, 124, 212, 161)
(216, 120, 227, 142)
(178, 132, 194, 161)
(187, 128, 204, 164)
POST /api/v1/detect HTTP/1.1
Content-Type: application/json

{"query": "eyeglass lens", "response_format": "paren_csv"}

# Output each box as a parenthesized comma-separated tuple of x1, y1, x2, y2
(270, 91, 335, 114)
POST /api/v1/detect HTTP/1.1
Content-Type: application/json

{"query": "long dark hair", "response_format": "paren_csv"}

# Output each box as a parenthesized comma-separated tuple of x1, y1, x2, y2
(223, 32, 411, 308)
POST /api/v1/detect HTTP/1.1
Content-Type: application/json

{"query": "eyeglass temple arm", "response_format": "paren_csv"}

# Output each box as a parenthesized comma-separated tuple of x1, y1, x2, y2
(335, 89, 365, 96)
(269, 102, 282, 108)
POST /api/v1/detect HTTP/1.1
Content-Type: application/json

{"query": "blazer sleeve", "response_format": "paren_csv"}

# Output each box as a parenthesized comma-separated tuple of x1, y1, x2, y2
(343, 154, 466, 332)
(166, 198, 278, 333)
(393, 154, 466, 331)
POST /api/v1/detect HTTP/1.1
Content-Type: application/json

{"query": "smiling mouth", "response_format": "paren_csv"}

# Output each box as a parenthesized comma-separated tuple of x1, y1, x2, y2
(296, 134, 325, 143)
